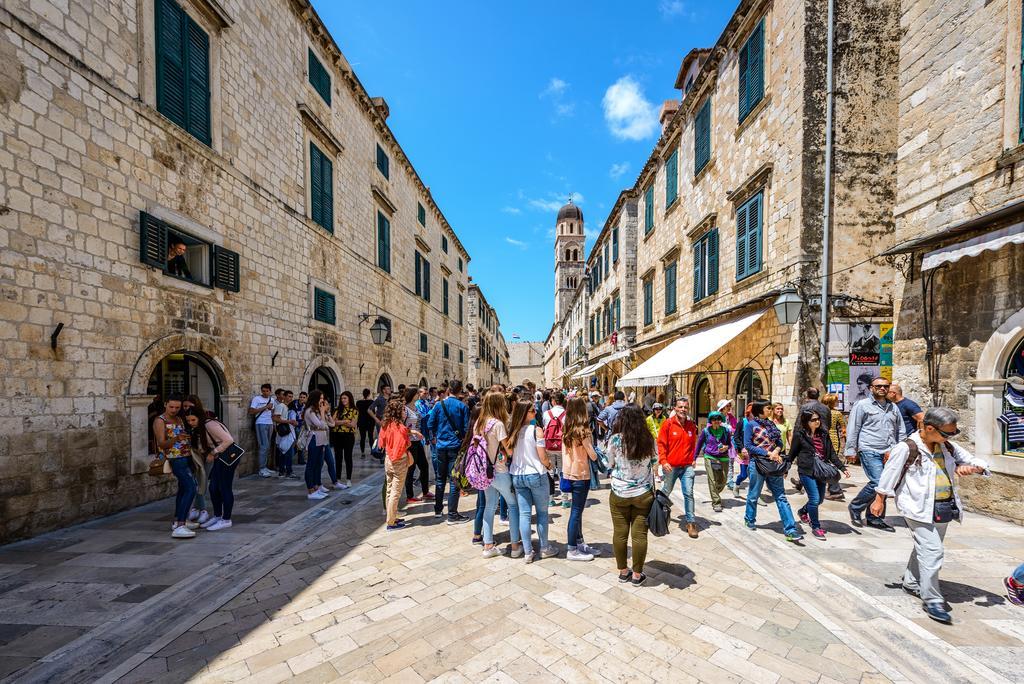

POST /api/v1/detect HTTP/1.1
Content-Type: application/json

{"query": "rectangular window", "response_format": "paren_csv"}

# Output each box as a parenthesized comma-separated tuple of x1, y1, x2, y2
(308, 48, 331, 105)
(612, 227, 619, 263)
(443, 342, 450, 359)
(313, 287, 336, 325)
(738, 18, 765, 122)
(443, 278, 449, 316)
(588, 316, 594, 345)
(695, 98, 711, 175)
(644, 185, 655, 234)
(614, 295, 621, 332)
(376, 211, 391, 272)
(458, 293, 464, 324)
(693, 229, 719, 301)
(736, 192, 764, 281)
(376, 143, 390, 179)
(459, 349, 465, 363)
(414, 252, 431, 302)
(155, 0, 211, 145)
(419, 333, 428, 353)
(603, 244, 610, 274)
(664, 260, 678, 315)
(442, 235, 449, 253)
(139, 211, 239, 291)
(309, 142, 333, 232)
(643, 278, 653, 326)
(665, 148, 679, 207)
(417, 202, 426, 226)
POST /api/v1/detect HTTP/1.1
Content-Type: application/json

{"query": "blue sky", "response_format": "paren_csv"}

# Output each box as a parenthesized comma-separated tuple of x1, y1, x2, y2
(313, 1, 735, 341)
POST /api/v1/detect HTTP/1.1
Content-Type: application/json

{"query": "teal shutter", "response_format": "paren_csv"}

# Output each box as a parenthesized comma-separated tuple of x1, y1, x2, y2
(665, 261, 677, 314)
(747, 193, 762, 276)
(213, 245, 240, 292)
(423, 259, 431, 302)
(695, 99, 711, 174)
(308, 49, 331, 106)
(707, 229, 719, 295)
(443, 278, 449, 315)
(612, 227, 619, 262)
(309, 143, 332, 232)
(376, 144, 389, 179)
(693, 239, 704, 302)
(644, 185, 654, 233)
(139, 212, 168, 269)
(614, 297, 621, 330)
(377, 212, 391, 272)
(458, 293, 463, 324)
(314, 288, 335, 324)
(739, 19, 765, 121)
(666, 149, 678, 206)
(414, 252, 422, 295)
(736, 201, 749, 280)
(321, 153, 333, 232)
(186, 20, 210, 145)
(155, 0, 187, 130)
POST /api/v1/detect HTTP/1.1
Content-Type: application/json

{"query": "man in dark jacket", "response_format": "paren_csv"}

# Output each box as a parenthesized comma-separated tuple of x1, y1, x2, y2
(427, 380, 470, 524)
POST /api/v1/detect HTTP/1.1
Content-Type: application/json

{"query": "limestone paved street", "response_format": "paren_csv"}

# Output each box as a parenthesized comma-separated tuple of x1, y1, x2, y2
(2, 463, 1022, 683)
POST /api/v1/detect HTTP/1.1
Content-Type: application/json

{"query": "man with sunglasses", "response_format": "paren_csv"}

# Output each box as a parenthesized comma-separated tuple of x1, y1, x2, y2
(871, 407, 988, 624)
(846, 376, 906, 530)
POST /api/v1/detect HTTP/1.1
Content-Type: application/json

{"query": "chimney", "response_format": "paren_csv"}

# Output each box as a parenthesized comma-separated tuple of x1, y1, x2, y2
(370, 96, 390, 120)
(659, 100, 680, 132)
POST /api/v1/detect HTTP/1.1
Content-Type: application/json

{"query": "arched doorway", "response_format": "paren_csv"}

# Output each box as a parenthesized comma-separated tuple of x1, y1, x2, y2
(735, 368, 764, 408)
(692, 375, 712, 426)
(1002, 335, 1024, 456)
(377, 373, 393, 392)
(146, 351, 223, 418)
(309, 367, 338, 408)
(419, 377, 428, 388)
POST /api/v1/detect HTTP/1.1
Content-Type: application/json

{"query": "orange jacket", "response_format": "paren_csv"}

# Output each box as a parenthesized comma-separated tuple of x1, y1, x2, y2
(378, 423, 411, 462)
(657, 415, 698, 468)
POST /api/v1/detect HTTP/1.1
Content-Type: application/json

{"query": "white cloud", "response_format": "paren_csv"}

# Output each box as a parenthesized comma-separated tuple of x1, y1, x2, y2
(505, 237, 528, 249)
(603, 76, 659, 141)
(609, 162, 630, 179)
(501, 206, 522, 215)
(585, 228, 601, 240)
(541, 77, 575, 118)
(659, 0, 685, 17)
(542, 77, 568, 97)
(528, 192, 584, 213)
(555, 103, 576, 117)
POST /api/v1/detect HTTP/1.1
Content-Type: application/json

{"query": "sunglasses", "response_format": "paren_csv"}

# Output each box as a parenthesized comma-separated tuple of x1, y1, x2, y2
(871, 384, 890, 389)
(929, 425, 960, 438)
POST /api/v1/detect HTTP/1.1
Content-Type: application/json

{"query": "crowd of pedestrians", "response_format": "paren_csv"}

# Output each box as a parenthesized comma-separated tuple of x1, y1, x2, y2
(147, 375, 1023, 624)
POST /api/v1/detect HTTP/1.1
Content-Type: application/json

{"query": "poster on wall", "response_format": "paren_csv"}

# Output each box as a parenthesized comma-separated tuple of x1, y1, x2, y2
(828, 383, 847, 411)
(849, 323, 881, 366)
(848, 366, 881, 406)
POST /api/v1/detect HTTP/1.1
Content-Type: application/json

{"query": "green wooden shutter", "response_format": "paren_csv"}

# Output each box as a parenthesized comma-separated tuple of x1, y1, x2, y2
(707, 229, 719, 295)
(213, 244, 240, 292)
(185, 19, 211, 145)
(310, 143, 322, 227)
(443, 278, 449, 315)
(377, 212, 390, 272)
(665, 261, 677, 314)
(644, 280, 653, 325)
(614, 297, 621, 330)
(139, 212, 168, 269)
(736, 201, 749, 280)
(695, 99, 711, 174)
(458, 293, 463, 324)
(666, 149, 678, 206)
(747, 193, 762, 275)
(320, 152, 333, 232)
(155, 0, 187, 130)
(612, 227, 619, 262)
(414, 252, 422, 295)
(739, 19, 764, 121)
(423, 259, 431, 302)
(644, 185, 654, 233)
(418, 203, 426, 226)
(376, 144, 389, 179)
(308, 49, 331, 106)
(693, 239, 704, 302)
(314, 288, 335, 324)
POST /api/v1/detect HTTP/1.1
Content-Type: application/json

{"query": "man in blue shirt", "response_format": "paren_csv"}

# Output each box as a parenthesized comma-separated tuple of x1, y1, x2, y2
(888, 382, 924, 436)
(427, 380, 470, 524)
(846, 376, 907, 531)
(597, 391, 627, 434)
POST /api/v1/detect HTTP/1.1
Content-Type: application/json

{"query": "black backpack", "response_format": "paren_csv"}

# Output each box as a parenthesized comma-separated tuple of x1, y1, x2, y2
(646, 489, 673, 537)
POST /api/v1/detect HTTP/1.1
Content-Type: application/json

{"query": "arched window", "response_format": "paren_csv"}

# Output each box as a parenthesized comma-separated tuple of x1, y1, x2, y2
(1002, 336, 1024, 456)
(735, 368, 764, 408)
(565, 248, 571, 261)
(146, 351, 223, 418)
(692, 375, 712, 426)
(309, 366, 338, 408)
(572, 249, 579, 261)
(377, 373, 393, 393)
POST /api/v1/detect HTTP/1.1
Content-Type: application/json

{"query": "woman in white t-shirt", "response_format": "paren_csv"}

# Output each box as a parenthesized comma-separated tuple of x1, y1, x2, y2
(478, 391, 520, 558)
(506, 399, 555, 563)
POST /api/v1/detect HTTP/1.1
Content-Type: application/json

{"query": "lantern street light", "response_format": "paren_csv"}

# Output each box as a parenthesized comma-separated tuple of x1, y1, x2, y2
(473, 357, 482, 370)
(369, 317, 389, 346)
(773, 284, 804, 326)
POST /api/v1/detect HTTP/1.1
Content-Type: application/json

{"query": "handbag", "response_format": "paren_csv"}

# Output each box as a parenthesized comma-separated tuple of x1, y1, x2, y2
(217, 443, 245, 467)
(148, 457, 167, 476)
(811, 456, 840, 481)
(933, 498, 959, 523)
(559, 475, 573, 493)
(754, 455, 788, 478)
(162, 457, 173, 474)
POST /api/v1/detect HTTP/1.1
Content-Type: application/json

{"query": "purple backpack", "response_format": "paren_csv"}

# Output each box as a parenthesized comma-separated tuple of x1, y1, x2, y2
(464, 419, 497, 491)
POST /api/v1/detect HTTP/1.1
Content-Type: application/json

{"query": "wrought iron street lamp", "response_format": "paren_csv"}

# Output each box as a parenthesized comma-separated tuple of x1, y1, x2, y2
(369, 317, 389, 345)
(773, 285, 804, 326)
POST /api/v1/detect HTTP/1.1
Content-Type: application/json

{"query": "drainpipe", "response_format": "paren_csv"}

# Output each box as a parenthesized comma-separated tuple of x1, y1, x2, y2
(819, 0, 836, 384)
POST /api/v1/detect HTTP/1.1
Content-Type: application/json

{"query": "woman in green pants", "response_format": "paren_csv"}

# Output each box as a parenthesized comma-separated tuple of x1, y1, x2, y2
(695, 411, 732, 512)
(606, 405, 658, 586)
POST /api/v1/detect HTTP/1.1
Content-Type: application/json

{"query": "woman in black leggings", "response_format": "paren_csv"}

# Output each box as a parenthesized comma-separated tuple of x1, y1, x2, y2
(184, 406, 239, 531)
(332, 391, 358, 488)
(403, 387, 432, 501)
(355, 388, 375, 457)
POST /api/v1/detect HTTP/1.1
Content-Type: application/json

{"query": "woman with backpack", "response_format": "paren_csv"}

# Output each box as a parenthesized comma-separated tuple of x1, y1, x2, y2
(744, 400, 803, 542)
(695, 411, 732, 513)
(606, 405, 658, 585)
(183, 406, 239, 531)
(790, 410, 849, 540)
(472, 391, 521, 559)
(378, 397, 422, 531)
(506, 399, 556, 563)
(562, 396, 600, 561)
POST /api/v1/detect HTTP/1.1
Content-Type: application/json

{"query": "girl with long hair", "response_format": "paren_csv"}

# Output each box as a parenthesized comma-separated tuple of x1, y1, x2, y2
(606, 405, 658, 585)
(183, 394, 213, 525)
(331, 391, 358, 489)
(791, 410, 849, 540)
(505, 399, 555, 563)
(303, 390, 335, 500)
(183, 405, 237, 531)
(731, 402, 753, 496)
(771, 402, 793, 451)
(476, 391, 521, 558)
(743, 400, 803, 542)
(403, 387, 431, 503)
(562, 396, 599, 561)
(379, 397, 421, 530)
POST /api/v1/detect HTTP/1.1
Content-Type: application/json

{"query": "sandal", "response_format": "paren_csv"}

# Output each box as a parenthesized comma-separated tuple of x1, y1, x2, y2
(618, 570, 632, 583)
(630, 573, 647, 586)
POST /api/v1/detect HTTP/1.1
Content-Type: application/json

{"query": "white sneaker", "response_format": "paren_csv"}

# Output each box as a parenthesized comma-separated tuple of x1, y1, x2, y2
(200, 515, 222, 529)
(332, 482, 345, 490)
(481, 546, 500, 559)
(567, 549, 594, 562)
(171, 525, 195, 539)
(207, 519, 232, 531)
(579, 544, 601, 557)
(259, 468, 274, 478)
(185, 521, 200, 530)
(197, 510, 210, 525)
(188, 508, 199, 522)
(318, 485, 331, 494)
(339, 481, 351, 490)
(307, 491, 327, 500)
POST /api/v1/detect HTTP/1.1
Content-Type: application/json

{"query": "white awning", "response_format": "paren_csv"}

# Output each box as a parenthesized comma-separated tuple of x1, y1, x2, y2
(616, 310, 767, 387)
(922, 221, 1024, 271)
(571, 362, 603, 379)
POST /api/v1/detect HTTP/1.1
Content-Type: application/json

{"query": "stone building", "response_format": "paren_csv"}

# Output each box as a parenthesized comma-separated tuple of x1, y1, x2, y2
(0, 0, 483, 541)
(884, 0, 1024, 522)
(466, 283, 510, 389)
(508, 341, 545, 387)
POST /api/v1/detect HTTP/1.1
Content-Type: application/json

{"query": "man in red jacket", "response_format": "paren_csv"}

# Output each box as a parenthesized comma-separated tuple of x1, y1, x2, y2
(658, 397, 699, 538)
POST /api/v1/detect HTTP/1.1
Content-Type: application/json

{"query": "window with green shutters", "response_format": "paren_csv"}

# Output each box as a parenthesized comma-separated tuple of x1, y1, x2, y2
(612, 227, 619, 263)
(376, 143, 389, 179)
(695, 98, 711, 175)
(417, 202, 426, 226)
(458, 293, 464, 324)
(735, 192, 763, 281)
(664, 260, 678, 315)
(414, 251, 431, 301)
(1020, 8, 1024, 144)
(313, 288, 336, 325)
(442, 235, 448, 253)
(420, 333, 428, 353)
(644, 185, 655, 234)
(443, 342, 450, 359)
(603, 244, 610, 273)
(693, 229, 719, 301)
(155, 0, 211, 145)
(308, 48, 331, 105)
(443, 278, 449, 316)
(665, 148, 679, 207)
(376, 211, 391, 272)
(589, 316, 594, 345)
(643, 278, 653, 326)
(458, 257, 463, 272)
(614, 295, 621, 331)
(459, 349, 465, 363)
(738, 18, 765, 122)
(309, 142, 333, 232)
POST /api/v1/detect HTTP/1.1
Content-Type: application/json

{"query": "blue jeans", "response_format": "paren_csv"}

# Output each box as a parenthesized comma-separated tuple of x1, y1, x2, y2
(432, 447, 462, 517)
(735, 463, 749, 487)
(323, 445, 338, 484)
(170, 457, 196, 522)
(255, 424, 273, 470)
(513, 473, 550, 556)
(661, 465, 695, 522)
(1013, 562, 1024, 584)
(305, 438, 326, 490)
(849, 450, 886, 521)
(209, 457, 239, 519)
(278, 444, 294, 476)
(744, 467, 798, 536)
(474, 491, 485, 535)
(499, 495, 508, 520)
(566, 479, 590, 549)
(483, 472, 520, 545)
(798, 475, 825, 530)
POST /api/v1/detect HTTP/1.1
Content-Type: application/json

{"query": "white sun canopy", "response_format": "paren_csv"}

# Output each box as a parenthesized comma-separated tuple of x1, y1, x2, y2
(616, 310, 768, 387)
(921, 222, 1024, 271)
(571, 362, 602, 378)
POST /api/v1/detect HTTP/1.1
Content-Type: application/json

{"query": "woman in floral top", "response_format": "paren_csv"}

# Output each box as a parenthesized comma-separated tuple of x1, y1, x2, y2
(606, 405, 659, 586)
(331, 391, 358, 489)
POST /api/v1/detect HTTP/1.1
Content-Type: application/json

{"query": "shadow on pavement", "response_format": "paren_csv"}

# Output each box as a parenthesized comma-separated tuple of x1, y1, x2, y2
(643, 560, 696, 589)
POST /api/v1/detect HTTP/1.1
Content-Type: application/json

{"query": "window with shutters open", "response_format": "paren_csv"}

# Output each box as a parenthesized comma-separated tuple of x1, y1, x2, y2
(377, 211, 391, 272)
(695, 99, 711, 175)
(612, 227, 619, 263)
(458, 293, 464, 325)
(420, 333, 428, 353)
(309, 142, 333, 232)
(376, 143, 390, 179)
(693, 229, 719, 301)
(735, 192, 763, 281)
(644, 185, 655, 234)
(155, 0, 211, 145)
(414, 251, 431, 302)
(643, 278, 653, 326)
(738, 18, 765, 123)
(443, 342, 450, 359)
(308, 48, 331, 106)
(443, 278, 449, 316)
(313, 287, 336, 325)
(664, 260, 678, 315)
(139, 211, 239, 291)
(665, 148, 679, 208)
(418, 203, 426, 226)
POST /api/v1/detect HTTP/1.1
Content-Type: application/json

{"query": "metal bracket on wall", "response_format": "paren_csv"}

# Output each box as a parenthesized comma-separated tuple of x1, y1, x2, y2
(50, 322, 64, 351)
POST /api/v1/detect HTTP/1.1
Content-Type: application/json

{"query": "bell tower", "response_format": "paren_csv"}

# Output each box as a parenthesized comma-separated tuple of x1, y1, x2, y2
(554, 198, 585, 323)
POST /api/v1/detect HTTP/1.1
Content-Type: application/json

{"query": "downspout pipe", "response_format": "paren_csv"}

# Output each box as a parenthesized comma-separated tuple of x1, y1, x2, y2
(819, 0, 836, 384)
